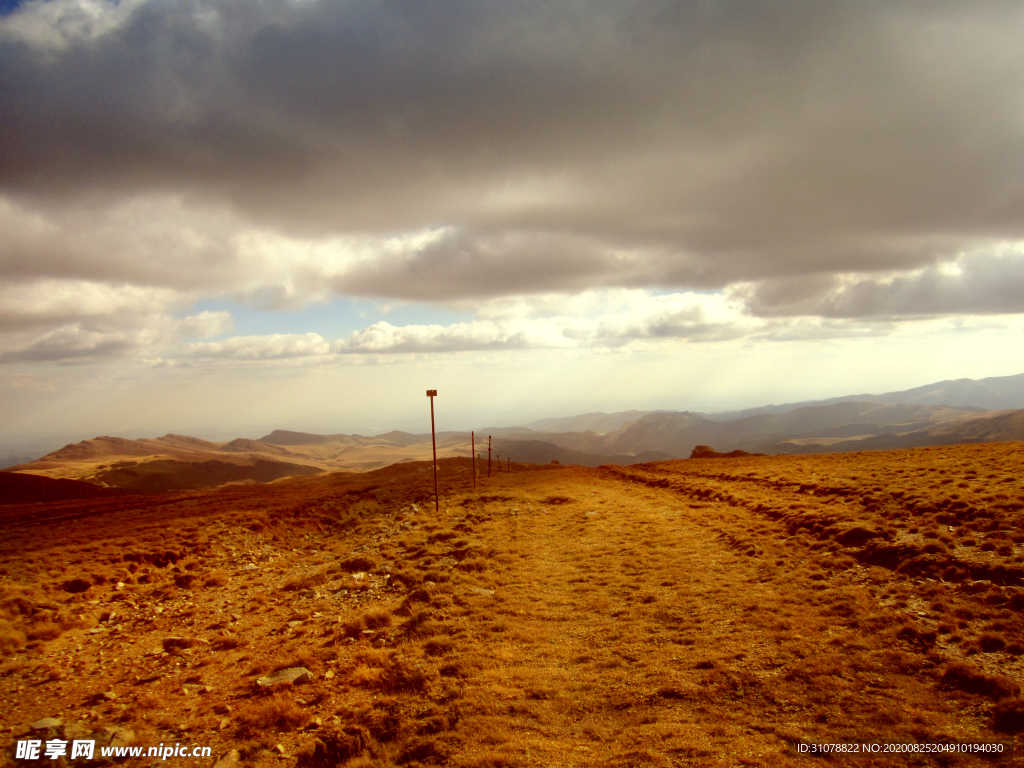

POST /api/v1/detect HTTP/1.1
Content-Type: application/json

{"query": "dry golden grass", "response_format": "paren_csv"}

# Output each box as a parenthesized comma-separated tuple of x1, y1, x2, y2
(236, 693, 311, 736)
(1, 446, 1023, 765)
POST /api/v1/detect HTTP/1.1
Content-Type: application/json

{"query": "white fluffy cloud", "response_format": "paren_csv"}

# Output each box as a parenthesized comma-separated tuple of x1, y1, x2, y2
(184, 332, 331, 361)
(158, 291, 924, 365)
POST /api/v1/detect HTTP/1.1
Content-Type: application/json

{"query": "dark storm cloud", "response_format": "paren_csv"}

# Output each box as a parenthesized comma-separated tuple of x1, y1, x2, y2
(3, 0, 1024, 313)
(739, 251, 1024, 318)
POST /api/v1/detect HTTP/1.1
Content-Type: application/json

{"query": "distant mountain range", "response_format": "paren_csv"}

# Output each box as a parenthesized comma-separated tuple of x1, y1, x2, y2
(702, 371, 1024, 418)
(6, 371, 1024, 489)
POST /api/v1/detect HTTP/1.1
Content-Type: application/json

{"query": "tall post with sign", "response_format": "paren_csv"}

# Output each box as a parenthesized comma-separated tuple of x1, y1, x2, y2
(427, 390, 439, 513)
(487, 436, 492, 478)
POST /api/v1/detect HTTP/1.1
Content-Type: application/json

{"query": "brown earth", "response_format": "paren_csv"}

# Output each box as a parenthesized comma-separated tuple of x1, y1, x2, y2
(2, 444, 1024, 766)
(688, 446, 765, 459)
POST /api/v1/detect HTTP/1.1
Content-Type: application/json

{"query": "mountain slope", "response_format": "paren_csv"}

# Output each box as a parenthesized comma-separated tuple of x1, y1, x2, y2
(491, 438, 673, 468)
(0, 471, 125, 505)
(610, 403, 994, 457)
(522, 410, 659, 434)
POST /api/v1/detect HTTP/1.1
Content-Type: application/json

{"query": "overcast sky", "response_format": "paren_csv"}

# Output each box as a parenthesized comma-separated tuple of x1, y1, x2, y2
(3, 0, 1024, 449)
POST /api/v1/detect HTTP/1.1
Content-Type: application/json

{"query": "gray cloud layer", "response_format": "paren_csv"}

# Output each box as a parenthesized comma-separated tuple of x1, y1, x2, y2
(3, 0, 1024, 356)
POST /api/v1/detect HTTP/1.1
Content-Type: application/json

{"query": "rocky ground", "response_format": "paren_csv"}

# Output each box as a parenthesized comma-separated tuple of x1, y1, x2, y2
(2, 446, 1024, 766)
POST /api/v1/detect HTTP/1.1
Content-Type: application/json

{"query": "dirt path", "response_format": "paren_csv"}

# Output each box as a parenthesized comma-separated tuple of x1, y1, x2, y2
(437, 469, 1004, 767)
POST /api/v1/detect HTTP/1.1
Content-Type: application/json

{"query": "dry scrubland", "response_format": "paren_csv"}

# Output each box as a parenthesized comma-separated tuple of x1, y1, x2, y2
(2, 445, 1024, 766)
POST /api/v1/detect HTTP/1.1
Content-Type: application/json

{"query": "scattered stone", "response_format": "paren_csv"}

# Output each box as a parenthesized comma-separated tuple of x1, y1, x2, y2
(468, 588, 495, 596)
(287, 621, 303, 628)
(30, 718, 62, 731)
(212, 749, 240, 768)
(256, 667, 312, 687)
(218, 718, 231, 731)
(230, 613, 242, 622)
(162, 636, 206, 652)
(324, 670, 335, 680)
(182, 684, 208, 695)
(242, 563, 259, 571)
(100, 691, 117, 701)
(213, 704, 232, 715)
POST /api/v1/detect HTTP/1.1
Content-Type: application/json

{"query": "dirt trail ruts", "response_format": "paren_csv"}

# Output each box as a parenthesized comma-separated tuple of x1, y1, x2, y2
(442, 469, 999, 767)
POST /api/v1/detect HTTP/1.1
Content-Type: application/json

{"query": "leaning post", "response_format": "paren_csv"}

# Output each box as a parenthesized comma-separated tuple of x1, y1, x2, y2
(472, 431, 476, 491)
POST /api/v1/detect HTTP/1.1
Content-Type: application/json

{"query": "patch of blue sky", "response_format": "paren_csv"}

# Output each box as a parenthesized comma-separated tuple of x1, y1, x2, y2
(187, 297, 476, 341)
(0, 0, 22, 15)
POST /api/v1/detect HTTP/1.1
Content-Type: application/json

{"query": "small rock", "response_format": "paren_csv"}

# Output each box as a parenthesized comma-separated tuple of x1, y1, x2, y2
(97, 727, 134, 748)
(230, 613, 242, 622)
(182, 684, 207, 695)
(212, 749, 240, 768)
(218, 718, 231, 731)
(242, 563, 259, 571)
(30, 718, 62, 731)
(324, 670, 335, 680)
(162, 636, 198, 652)
(213, 704, 232, 715)
(61, 723, 91, 740)
(100, 691, 117, 701)
(287, 621, 303, 628)
(274, 745, 287, 756)
(468, 588, 495, 596)
(256, 667, 312, 687)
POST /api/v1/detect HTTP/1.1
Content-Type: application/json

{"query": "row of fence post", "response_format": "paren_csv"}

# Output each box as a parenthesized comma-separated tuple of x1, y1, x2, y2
(428, 389, 512, 513)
